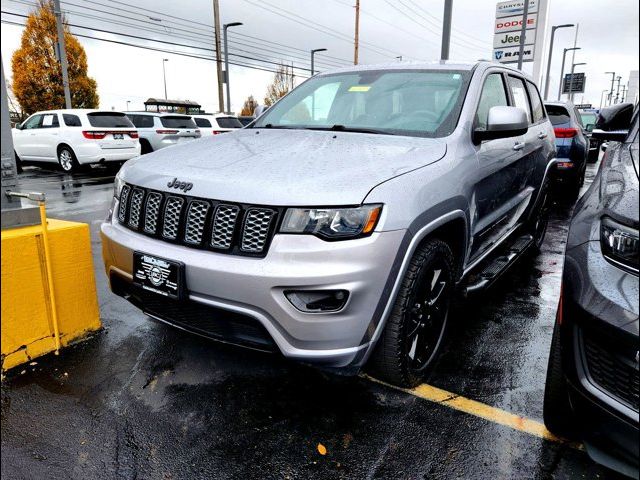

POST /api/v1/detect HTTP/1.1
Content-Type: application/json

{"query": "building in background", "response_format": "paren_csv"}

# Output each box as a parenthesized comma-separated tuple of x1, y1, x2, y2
(627, 70, 639, 105)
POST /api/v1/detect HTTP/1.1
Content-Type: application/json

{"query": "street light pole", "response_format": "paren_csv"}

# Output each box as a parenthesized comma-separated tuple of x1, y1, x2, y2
(568, 62, 586, 101)
(126, 100, 131, 111)
(614, 76, 622, 104)
(599, 89, 608, 109)
(557, 47, 580, 101)
(516, 0, 529, 70)
(310, 48, 327, 76)
(223, 22, 243, 114)
(162, 59, 168, 99)
(605, 71, 616, 106)
(543, 24, 574, 100)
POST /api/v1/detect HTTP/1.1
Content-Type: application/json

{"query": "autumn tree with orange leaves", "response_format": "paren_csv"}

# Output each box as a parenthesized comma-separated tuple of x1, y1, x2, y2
(11, 0, 98, 114)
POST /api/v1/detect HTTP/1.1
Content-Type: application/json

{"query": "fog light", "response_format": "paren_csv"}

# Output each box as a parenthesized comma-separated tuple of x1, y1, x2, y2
(285, 290, 349, 312)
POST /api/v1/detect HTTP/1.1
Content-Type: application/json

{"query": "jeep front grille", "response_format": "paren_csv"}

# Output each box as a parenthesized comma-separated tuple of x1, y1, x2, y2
(117, 183, 279, 257)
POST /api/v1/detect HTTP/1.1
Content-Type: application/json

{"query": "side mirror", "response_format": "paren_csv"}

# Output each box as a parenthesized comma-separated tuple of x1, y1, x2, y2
(473, 106, 528, 144)
(585, 123, 594, 132)
(591, 103, 633, 142)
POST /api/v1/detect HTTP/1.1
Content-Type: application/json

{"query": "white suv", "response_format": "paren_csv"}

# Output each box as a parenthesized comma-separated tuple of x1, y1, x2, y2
(126, 112, 201, 154)
(191, 114, 243, 136)
(12, 109, 141, 173)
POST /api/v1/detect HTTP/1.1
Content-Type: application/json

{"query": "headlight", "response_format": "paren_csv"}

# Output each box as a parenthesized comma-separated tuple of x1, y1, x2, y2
(600, 217, 639, 274)
(280, 204, 382, 239)
(113, 171, 125, 199)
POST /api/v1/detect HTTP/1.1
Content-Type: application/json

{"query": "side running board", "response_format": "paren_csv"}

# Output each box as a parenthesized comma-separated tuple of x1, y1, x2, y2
(464, 233, 534, 295)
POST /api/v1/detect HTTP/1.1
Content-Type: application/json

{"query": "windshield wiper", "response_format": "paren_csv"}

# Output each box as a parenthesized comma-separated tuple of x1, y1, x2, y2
(305, 124, 394, 135)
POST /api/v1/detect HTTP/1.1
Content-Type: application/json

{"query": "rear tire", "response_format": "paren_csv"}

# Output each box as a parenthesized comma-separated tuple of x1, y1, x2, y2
(139, 139, 153, 155)
(543, 320, 577, 438)
(368, 239, 454, 388)
(57, 146, 79, 173)
(14, 150, 23, 173)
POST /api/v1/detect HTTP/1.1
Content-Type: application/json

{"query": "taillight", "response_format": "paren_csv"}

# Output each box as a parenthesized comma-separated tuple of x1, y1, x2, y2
(212, 130, 223, 135)
(554, 127, 578, 138)
(556, 283, 563, 325)
(156, 129, 179, 134)
(128, 131, 139, 138)
(82, 131, 107, 139)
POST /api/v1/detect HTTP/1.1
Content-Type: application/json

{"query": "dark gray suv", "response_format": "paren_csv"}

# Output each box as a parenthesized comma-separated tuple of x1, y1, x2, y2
(102, 61, 556, 387)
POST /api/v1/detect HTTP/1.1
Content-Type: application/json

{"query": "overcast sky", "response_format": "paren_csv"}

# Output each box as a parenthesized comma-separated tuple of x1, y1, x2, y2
(1, 0, 638, 113)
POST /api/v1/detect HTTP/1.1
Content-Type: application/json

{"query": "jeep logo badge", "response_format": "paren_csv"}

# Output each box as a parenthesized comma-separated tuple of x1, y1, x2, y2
(167, 178, 193, 193)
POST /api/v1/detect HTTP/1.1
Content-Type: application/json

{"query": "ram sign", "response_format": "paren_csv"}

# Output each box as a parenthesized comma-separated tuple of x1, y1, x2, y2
(493, 46, 535, 63)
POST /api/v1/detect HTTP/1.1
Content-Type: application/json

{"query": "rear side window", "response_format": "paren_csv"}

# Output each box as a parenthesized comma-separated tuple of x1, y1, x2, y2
(160, 116, 197, 129)
(87, 112, 134, 128)
(545, 105, 571, 125)
(508, 76, 532, 124)
(475, 73, 509, 130)
(128, 115, 155, 128)
(194, 118, 212, 128)
(216, 117, 243, 129)
(63, 114, 82, 127)
(526, 81, 545, 123)
(41, 113, 59, 128)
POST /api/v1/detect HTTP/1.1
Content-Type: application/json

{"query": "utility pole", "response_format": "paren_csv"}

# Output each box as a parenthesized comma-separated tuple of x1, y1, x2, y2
(516, 0, 529, 70)
(53, 0, 71, 109)
(213, 0, 225, 113)
(543, 24, 574, 100)
(440, 0, 453, 61)
(353, 0, 360, 65)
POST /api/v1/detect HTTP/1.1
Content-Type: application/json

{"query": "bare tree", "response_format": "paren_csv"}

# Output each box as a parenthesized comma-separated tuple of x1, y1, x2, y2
(240, 95, 258, 116)
(264, 64, 294, 106)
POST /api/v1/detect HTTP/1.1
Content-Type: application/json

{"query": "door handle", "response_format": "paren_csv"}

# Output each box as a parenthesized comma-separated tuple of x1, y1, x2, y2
(537, 133, 547, 139)
(513, 142, 525, 151)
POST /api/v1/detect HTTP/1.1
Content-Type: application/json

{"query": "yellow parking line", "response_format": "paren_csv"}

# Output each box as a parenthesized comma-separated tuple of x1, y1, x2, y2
(365, 376, 583, 450)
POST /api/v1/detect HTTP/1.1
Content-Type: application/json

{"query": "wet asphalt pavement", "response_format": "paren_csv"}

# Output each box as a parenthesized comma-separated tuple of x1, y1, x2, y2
(1, 161, 625, 480)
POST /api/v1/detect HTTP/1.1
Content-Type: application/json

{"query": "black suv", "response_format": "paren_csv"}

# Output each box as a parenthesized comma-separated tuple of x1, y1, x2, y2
(544, 103, 639, 478)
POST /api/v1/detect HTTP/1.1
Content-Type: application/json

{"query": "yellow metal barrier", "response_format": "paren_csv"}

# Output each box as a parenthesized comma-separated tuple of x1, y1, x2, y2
(1, 198, 101, 372)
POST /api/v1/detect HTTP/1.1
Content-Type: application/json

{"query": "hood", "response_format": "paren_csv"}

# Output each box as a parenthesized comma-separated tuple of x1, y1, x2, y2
(121, 129, 447, 206)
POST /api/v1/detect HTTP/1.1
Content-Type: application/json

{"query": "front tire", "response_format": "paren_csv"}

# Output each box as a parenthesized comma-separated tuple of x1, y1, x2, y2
(543, 320, 577, 438)
(529, 178, 551, 253)
(57, 146, 79, 173)
(369, 239, 454, 387)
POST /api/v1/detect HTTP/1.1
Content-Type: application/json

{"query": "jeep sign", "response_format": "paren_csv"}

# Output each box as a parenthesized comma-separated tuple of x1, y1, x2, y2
(493, 31, 533, 48)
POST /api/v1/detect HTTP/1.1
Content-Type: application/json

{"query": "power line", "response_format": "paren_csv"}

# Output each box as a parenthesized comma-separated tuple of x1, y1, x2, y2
(0, 15, 311, 77)
(3, 4, 347, 72)
(10, 0, 352, 69)
(240, 0, 410, 60)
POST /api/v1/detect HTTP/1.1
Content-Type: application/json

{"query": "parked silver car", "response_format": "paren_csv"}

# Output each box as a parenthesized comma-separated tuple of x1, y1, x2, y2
(102, 61, 556, 387)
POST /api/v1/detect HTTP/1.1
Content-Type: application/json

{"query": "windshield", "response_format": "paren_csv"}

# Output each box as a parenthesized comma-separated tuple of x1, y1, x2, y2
(253, 69, 471, 138)
(580, 112, 597, 127)
(160, 116, 197, 129)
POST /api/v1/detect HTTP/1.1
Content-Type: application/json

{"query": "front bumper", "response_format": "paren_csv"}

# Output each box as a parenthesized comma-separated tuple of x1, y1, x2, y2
(101, 218, 405, 367)
(561, 240, 639, 476)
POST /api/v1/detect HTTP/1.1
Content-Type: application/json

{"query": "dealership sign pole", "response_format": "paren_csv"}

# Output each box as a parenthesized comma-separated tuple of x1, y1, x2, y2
(493, 1, 548, 84)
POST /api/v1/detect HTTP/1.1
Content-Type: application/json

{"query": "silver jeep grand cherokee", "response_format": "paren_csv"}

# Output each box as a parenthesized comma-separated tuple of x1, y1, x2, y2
(102, 61, 556, 387)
